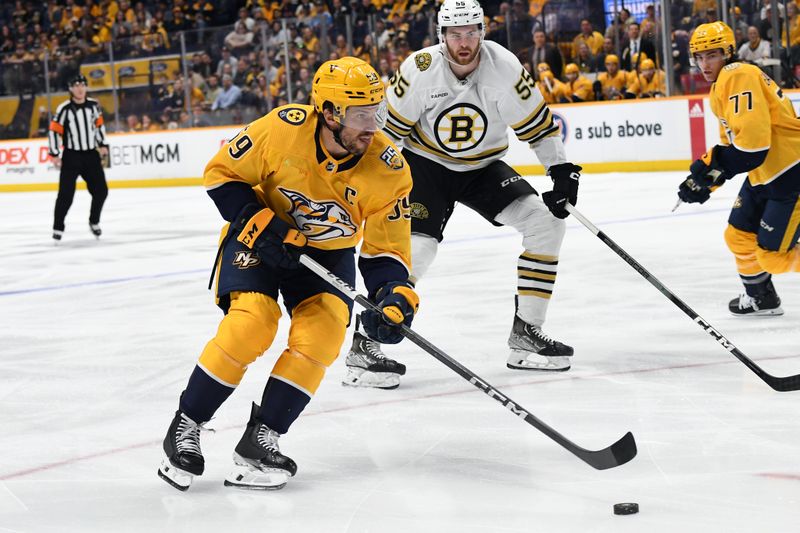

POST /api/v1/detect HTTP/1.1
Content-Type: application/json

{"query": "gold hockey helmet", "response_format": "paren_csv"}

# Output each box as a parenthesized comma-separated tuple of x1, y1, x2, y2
(689, 22, 736, 59)
(312, 57, 386, 132)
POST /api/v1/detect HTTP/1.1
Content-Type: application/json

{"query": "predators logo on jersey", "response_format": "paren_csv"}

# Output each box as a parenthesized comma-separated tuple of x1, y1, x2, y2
(232, 251, 261, 269)
(279, 187, 358, 241)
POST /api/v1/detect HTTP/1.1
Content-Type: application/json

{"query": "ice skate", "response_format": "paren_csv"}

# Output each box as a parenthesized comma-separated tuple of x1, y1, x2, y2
(158, 409, 210, 491)
(89, 223, 102, 238)
(52, 230, 63, 243)
(507, 314, 573, 371)
(729, 290, 783, 317)
(342, 317, 406, 389)
(224, 403, 297, 490)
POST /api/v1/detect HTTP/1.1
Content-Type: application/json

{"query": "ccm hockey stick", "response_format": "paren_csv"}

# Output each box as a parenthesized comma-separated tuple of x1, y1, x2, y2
(566, 203, 800, 392)
(299, 254, 637, 470)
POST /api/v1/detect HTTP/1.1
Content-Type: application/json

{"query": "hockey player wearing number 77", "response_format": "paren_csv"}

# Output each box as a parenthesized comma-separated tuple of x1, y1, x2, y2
(342, 0, 583, 390)
(677, 22, 800, 317)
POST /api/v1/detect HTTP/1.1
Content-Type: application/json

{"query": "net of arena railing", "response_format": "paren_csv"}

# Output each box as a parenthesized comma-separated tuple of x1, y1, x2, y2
(0, 0, 798, 142)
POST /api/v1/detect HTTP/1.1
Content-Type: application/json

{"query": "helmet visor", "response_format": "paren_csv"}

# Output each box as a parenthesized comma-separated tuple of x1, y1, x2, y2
(340, 101, 387, 132)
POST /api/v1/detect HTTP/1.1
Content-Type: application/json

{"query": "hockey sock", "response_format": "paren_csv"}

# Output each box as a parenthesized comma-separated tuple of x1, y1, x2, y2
(257, 377, 311, 434)
(516, 252, 558, 325)
(740, 272, 772, 297)
(179, 365, 235, 423)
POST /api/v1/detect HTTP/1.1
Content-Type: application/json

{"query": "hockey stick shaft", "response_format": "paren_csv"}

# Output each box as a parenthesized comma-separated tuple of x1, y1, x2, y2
(299, 254, 637, 470)
(566, 204, 800, 392)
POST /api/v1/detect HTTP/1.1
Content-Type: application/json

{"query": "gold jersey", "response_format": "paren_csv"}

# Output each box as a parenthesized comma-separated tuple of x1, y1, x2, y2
(564, 75, 594, 102)
(627, 70, 666, 97)
(204, 104, 413, 270)
(710, 62, 800, 185)
(597, 70, 627, 99)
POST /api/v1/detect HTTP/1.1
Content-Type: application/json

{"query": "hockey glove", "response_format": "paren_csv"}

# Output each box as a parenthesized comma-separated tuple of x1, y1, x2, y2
(233, 203, 308, 269)
(542, 163, 582, 219)
(678, 146, 732, 204)
(360, 282, 420, 345)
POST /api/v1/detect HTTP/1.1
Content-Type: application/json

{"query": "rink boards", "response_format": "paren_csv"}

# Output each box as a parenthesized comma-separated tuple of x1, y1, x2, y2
(1, 91, 799, 192)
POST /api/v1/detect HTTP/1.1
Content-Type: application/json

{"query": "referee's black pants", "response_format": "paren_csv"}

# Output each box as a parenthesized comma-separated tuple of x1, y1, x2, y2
(53, 149, 108, 232)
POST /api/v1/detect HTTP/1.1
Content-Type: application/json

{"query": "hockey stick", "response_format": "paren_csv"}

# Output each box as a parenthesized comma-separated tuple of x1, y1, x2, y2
(298, 254, 637, 470)
(566, 203, 800, 392)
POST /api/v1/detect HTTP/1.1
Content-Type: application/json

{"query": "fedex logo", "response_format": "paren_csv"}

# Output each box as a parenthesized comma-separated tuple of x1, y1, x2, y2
(0, 147, 30, 165)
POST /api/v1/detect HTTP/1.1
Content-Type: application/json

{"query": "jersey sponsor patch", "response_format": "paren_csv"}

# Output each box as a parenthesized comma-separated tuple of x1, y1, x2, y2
(278, 107, 307, 125)
(723, 63, 742, 71)
(279, 187, 357, 241)
(434, 103, 488, 152)
(414, 52, 432, 72)
(379, 146, 404, 170)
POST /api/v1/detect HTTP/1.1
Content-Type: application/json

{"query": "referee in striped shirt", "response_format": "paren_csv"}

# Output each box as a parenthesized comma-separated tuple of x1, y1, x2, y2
(49, 74, 109, 242)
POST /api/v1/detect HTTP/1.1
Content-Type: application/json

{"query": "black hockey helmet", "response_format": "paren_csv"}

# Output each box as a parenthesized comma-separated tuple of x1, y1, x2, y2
(67, 73, 88, 88)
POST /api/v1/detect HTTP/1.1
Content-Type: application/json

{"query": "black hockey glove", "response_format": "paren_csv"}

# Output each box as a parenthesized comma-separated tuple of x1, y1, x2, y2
(360, 282, 420, 345)
(677, 146, 732, 204)
(233, 203, 308, 269)
(542, 163, 582, 219)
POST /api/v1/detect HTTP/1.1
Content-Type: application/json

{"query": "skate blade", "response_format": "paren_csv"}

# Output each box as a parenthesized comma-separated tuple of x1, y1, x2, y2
(158, 457, 194, 491)
(506, 349, 571, 372)
(730, 307, 784, 317)
(225, 461, 290, 491)
(342, 367, 400, 389)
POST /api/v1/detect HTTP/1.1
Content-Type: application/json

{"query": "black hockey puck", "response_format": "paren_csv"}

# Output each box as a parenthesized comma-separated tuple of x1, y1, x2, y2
(613, 503, 639, 515)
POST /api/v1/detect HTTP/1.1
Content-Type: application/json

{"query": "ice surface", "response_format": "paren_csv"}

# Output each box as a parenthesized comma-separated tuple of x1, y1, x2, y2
(1, 172, 798, 532)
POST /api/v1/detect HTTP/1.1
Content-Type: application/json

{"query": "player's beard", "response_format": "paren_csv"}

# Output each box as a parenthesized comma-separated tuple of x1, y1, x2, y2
(338, 125, 374, 156)
(446, 40, 480, 66)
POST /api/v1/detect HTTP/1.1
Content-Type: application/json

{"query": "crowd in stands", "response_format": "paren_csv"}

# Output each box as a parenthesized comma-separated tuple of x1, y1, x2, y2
(0, 1, 798, 137)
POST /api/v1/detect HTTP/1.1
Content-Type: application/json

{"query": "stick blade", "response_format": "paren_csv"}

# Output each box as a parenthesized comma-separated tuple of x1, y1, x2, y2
(577, 431, 638, 470)
(766, 373, 800, 392)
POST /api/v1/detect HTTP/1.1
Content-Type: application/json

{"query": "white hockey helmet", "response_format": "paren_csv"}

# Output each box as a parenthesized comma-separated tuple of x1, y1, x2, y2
(437, 0, 485, 44)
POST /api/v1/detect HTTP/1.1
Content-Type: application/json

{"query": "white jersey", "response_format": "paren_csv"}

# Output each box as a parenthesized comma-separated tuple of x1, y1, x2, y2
(384, 40, 566, 172)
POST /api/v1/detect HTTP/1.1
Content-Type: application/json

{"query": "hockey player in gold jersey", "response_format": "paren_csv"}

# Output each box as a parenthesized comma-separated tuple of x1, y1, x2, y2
(157, 57, 419, 491)
(677, 22, 800, 316)
(561, 63, 594, 103)
(595, 54, 627, 100)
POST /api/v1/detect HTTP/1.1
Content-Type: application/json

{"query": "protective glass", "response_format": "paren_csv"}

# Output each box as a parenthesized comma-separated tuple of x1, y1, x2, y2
(340, 101, 387, 132)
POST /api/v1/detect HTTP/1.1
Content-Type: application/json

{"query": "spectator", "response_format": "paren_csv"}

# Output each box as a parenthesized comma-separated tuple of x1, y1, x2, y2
(224, 21, 255, 54)
(508, 0, 533, 53)
(141, 113, 160, 131)
(204, 74, 222, 107)
(622, 22, 656, 70)
(605, 7, 633, 43)
(738, 25, 771, 62)
(216, 47, 238, 79)
(572, 19, 604, 59)
(125, 113, 142, 132)
(525, 29, 563, 80)
(212, 73, 241, 111)
(595, 38, 616, 72)
(574, 43, 597, 73)
(191, 104, 212, 127)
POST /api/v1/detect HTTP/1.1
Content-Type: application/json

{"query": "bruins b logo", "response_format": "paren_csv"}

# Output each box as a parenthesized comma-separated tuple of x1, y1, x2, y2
(415, 53, 432, 72)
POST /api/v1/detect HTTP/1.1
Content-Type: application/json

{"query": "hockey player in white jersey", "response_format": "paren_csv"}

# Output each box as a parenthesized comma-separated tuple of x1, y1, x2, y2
(343, 0, 582, 389)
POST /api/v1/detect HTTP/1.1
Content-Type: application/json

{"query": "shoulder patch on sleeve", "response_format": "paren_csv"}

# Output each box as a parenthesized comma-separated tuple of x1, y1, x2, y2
(723, 62, 742, 71)
(379, 145, 404, 170)
(277, 107, 307, 125)
(414, 52, 432, 72)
